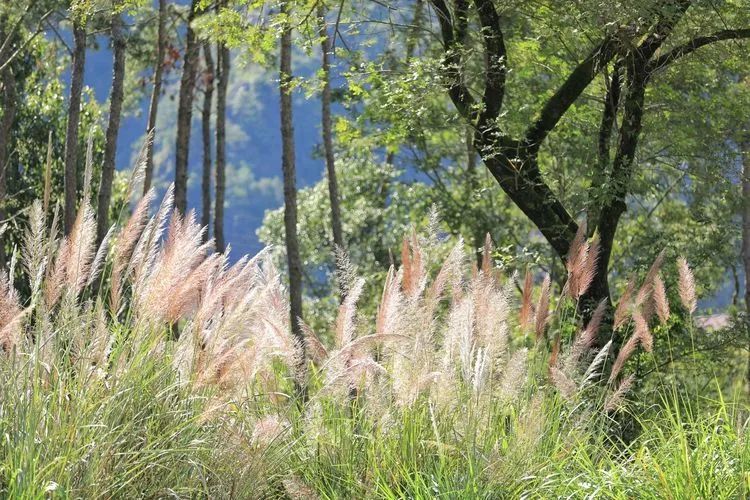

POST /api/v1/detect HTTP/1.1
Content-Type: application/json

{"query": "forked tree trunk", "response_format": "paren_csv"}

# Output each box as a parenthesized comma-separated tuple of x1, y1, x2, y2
(97, 13, 126, 244)
(317, 6, 344, 265)
(214, 0, 229, 253)
(63, 21, 86, 234)
(200, 42, 214, 239)
(174, 0, 199, 214)
(279, 0, 304, 345)
(143, 0, 167, 195)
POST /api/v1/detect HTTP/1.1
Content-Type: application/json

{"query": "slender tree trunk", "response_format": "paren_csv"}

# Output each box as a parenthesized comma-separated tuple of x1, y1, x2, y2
(200, 42, 214, 239)
(317, 6, 344, 258)
(743, 137, 750, 300)
(0, 63, 15, 268)
(96, 13, 126, 244)
(279, 1, 304, 345)
(214, 0, 229, 253)
(63, 21, 86, 234)
(143, 0, 166, 195)
(0, 67, 14, 198)
(174, 0, 199, 214)
(466, 127, 484, 268)
(741, 134, 750, 389)
(587, 60, 622, 232)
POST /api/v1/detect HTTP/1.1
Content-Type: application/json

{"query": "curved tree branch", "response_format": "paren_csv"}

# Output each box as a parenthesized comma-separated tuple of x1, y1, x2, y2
(647, 28, 750, 75)
(523, 37, 618, 155)
(636, 0, 692, 61)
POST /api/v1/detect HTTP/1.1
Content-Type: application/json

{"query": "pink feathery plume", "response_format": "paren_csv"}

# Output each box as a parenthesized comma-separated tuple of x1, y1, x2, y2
(534, 274, 551, 341)
(605, 374, 635, 412)
(653, 274, 670, 324)
(519, 268, 534, 332)
(632, 310, 653, 353)
(608, 333, 639, 384)
(613, 276, 636, 331)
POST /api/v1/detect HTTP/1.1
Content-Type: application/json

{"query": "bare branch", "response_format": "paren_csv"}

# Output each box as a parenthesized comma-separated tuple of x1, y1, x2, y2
(0, 0, 37, 61)
(0, 9, 54, 73)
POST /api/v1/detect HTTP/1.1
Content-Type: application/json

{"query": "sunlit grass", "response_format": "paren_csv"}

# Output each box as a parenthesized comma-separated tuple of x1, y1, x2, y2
(0, 176, 746, 498)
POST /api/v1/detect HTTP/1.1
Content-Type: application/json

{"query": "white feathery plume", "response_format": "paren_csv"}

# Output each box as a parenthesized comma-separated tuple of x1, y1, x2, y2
(88, 225, 114, 286)
(677, 257, 697, 314)
(581, 340, 612, 387)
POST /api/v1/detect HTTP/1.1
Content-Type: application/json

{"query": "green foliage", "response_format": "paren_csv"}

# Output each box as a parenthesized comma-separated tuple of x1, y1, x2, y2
(1, 32, 109, 285)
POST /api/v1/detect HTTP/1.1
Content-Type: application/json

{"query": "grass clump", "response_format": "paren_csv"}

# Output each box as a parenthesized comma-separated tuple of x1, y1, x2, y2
(0, 177, 747, 498)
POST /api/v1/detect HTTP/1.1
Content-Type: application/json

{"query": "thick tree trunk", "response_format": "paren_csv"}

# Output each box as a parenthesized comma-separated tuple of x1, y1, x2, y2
(200, 42, 214, 239)
(317, 6, 344, 257)
(279, 1, 304, 344)
(63, 21, 86, 234)
(174, 0, 199, 214)
(96, 13, 126, 244)
(143, 0, 166, 195)
(0, 63, 15, 268)
(214, 1, 229, 253)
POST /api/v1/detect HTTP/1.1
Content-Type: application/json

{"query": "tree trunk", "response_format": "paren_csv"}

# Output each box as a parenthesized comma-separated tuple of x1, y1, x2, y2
(96, 13, 126, 244)
(174, 0, 199, 215)
(200, 42, 214, 240)
(143, 0, 166, 195)
(279, 0, 304, 345)
(466, 126, 484, 268)
(427, 2, 692, 342)
(214, 0, 229, 253)
(0, 63, 15, 269)
(587, 60, 622, 231)
(317, 6, 344, 258)
(63, 21, 86, 234)
(741, 134, 750, 389)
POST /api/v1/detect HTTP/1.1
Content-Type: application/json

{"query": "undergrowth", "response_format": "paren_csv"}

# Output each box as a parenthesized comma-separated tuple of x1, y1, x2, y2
(0, 157, 747, 498)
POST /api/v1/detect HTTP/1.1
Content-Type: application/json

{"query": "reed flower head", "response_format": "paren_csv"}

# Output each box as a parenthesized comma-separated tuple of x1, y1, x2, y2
(535, 275, 551, 341)
(653, 274, 670, 324)
(519, 268, 534, 333)
(677, 256, 697, 314)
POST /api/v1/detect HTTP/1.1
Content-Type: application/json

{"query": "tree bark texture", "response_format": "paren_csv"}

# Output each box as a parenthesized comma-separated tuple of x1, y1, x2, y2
(63, 20, 86, 234)
(96, 13, 126, 244)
